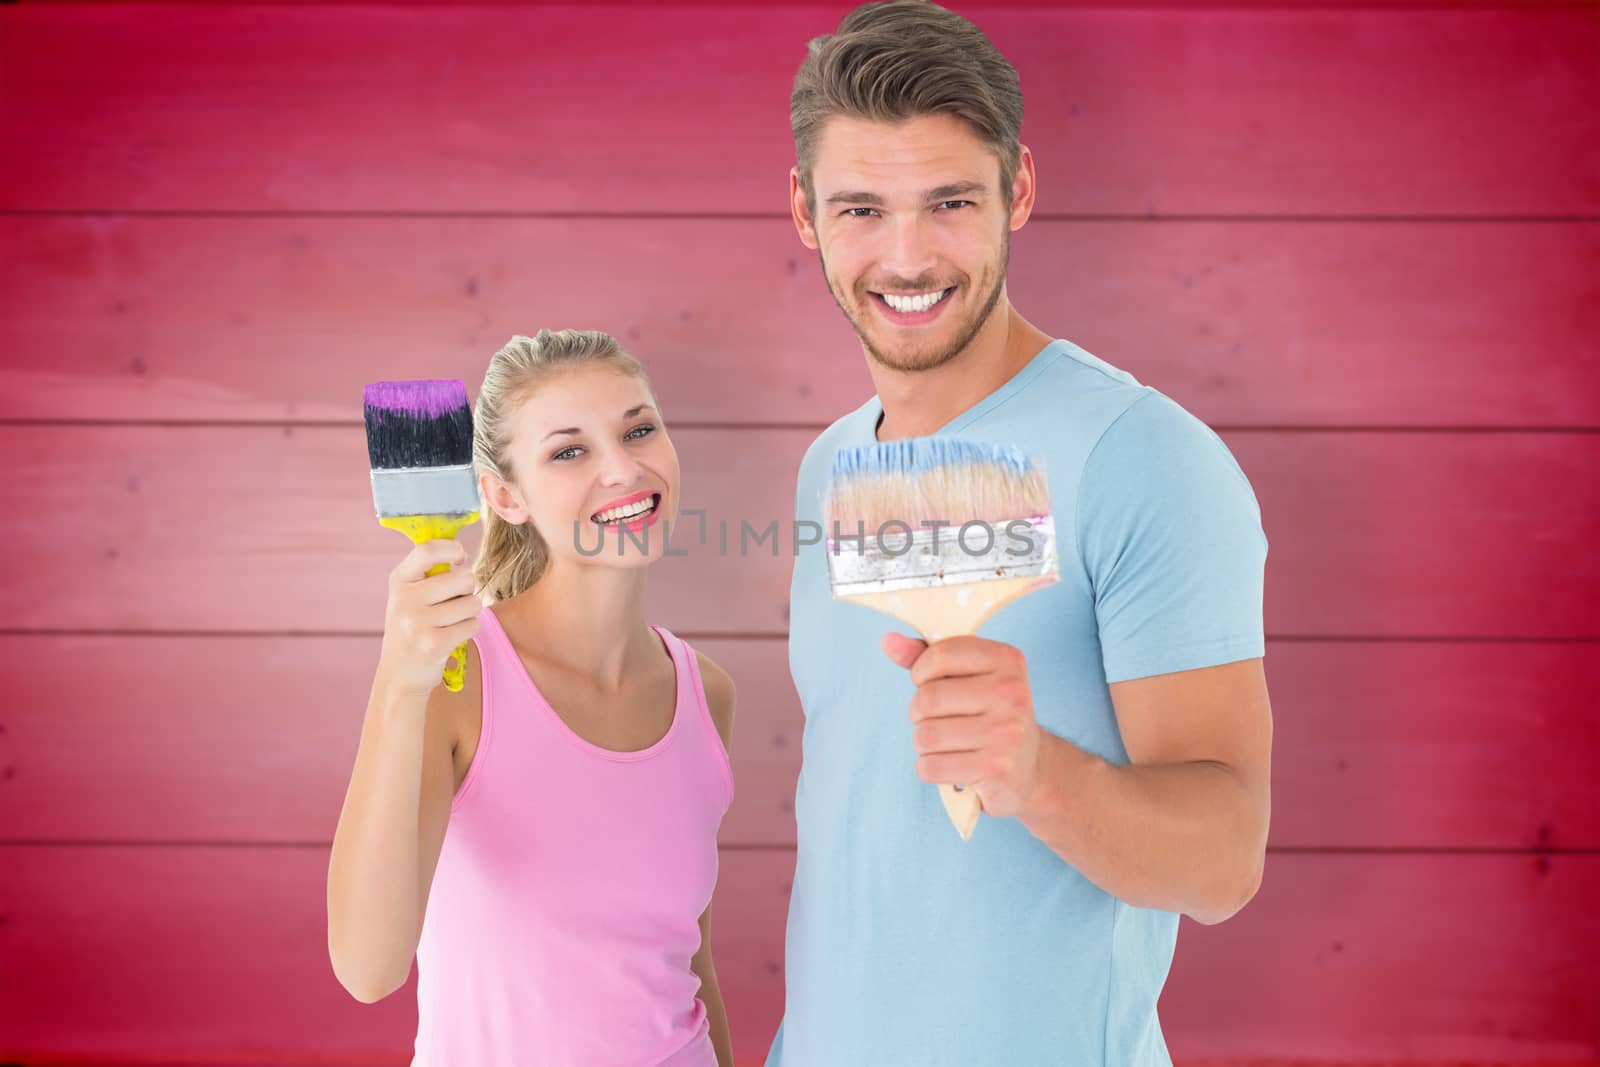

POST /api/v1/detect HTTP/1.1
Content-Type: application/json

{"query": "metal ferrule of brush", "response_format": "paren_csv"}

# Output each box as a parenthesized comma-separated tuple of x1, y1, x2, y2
(369, 463, 481, 518)
(826, 514, 1058, 595)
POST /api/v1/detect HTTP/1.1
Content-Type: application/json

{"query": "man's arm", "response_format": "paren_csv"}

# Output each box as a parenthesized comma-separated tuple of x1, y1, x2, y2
(1020, 658, 1271, 924)
(891, 635, 1271, 925)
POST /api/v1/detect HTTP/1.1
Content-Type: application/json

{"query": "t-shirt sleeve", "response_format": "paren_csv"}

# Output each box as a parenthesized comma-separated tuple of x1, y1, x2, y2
(1076, 391, 1268, 683)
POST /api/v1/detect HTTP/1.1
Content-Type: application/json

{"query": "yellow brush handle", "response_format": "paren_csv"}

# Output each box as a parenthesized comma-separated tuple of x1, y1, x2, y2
(379, 511, 482, 692)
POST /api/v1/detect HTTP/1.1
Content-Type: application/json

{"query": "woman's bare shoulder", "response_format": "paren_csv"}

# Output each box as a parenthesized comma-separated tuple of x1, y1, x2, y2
(692, 648, 736, 750)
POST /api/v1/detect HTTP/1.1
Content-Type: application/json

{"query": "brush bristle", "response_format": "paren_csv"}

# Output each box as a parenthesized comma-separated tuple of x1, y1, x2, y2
(363, 379, 474, 469)
(825, 436, 1050, 530)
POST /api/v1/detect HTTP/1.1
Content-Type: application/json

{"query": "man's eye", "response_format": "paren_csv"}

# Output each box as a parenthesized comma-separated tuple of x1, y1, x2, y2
(844, 207, 879, 218)
(938, 200, 973, 210)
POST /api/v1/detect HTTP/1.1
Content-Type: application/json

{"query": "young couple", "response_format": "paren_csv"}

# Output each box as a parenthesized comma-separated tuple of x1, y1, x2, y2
(328, 4, 1273, 1065)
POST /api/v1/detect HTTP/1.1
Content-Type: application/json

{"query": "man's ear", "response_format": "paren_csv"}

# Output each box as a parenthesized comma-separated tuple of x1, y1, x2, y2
(790, 166, 820, 250)
(1008, 145, 1038, 232)
(479, 470, 529, 525)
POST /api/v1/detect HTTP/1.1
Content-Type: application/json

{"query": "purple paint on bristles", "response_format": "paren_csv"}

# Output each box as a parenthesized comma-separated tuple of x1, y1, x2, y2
(363, 379, 469, 417)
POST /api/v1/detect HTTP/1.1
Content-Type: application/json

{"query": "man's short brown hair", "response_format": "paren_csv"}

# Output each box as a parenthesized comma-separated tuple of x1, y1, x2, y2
(790, 1, 1025, 207)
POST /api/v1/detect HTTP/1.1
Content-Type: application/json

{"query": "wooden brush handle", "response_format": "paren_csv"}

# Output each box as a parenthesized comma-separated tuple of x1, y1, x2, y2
(851, 573, 1056, 841)
(939, 784, 983, 840)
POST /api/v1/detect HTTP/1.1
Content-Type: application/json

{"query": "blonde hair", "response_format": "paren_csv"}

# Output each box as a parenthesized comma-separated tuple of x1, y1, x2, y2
(472, 329, 657, 604)
(791, 1, 1024, 210)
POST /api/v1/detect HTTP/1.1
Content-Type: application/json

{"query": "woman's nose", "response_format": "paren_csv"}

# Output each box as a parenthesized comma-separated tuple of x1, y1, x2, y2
(597, 445, 643, 487)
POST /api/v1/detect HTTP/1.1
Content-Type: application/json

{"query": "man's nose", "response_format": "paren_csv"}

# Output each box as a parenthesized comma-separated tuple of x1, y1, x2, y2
(878, 214, 939, 283)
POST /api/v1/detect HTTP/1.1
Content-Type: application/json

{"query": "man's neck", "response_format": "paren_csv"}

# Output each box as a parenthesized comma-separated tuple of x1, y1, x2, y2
(871, 305, 1053, 441)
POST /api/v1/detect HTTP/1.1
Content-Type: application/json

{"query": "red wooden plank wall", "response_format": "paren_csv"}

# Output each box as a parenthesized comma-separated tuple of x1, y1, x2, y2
(2, 3, 1597, 1065)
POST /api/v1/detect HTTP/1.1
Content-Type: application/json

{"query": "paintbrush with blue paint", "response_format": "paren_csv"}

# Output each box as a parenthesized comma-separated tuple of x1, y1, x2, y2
(824, 437, 1058, 839)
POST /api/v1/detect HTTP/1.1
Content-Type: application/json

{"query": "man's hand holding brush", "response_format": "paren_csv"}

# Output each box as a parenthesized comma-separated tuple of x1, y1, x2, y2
(889, 622, 1271, 924)
(884, 632, 1045, 821)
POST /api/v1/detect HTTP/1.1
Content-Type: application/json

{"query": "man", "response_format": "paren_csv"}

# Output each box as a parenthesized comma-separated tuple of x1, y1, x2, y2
(770, 3, 1273, 1064)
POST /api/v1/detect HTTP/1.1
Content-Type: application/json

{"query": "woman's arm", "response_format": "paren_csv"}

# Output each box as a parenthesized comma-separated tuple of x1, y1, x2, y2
(694, 650, 738, 1065)
(327, 540, 482, 1002)
(691, 904, 735, 1067)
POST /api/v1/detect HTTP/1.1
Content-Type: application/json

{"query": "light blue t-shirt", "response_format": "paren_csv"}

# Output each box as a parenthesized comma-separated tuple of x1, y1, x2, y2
(767, 339, 1267, 1067)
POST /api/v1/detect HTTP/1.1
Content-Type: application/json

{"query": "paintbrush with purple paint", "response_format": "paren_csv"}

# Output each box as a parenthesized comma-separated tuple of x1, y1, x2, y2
(363, 379, 480, 692)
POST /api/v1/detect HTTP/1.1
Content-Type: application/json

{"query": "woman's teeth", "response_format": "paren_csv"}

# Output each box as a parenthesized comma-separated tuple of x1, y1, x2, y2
(880, 289, 951, 313)
(593, 495, 658, 524)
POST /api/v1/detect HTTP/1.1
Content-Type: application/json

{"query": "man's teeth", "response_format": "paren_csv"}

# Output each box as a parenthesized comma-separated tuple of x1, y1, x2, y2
(881, 289, 950, 314)
(594, 496, 657, 524)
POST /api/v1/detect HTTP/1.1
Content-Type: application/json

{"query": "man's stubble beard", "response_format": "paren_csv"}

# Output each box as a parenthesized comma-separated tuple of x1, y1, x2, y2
(820, 227, 1011, 374)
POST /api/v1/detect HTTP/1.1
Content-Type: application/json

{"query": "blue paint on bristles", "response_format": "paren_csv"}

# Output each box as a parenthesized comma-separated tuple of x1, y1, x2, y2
(825, 434, 1052, 533)
(831, 436, 1036, 482)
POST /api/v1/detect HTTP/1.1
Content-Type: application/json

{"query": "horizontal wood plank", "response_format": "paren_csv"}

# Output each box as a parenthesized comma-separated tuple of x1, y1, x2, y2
(4, 637, 1596, 851)
(0, 635, 802, 849)
(1168, 852, 1600, 1062)
(2, 7, 1596, 215)
(1258, 641, 1600, 851)
(22, 0, 1597, 7)
(4, 426, 1596, 637)
(1, 847, 1595, 1061)
(3, 216, 1595, 428)
(0, 845, 788, 1063)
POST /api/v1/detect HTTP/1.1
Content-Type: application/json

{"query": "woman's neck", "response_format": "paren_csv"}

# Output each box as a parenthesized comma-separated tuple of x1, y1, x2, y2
(494, 561, 653, 691)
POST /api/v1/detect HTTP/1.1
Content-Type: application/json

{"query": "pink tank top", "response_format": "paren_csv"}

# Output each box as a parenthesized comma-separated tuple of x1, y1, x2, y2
(411, 608, 733, 1066)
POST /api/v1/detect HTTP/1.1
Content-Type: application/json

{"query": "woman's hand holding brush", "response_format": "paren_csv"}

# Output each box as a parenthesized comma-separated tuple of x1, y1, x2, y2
(377, 539, 483, 700)
(886, 632, 1045, 820)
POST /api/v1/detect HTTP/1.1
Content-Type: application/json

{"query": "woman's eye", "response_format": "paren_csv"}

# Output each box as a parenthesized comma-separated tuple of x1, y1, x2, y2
(552, 446, 582, 462)
(625, 423, 656, 441)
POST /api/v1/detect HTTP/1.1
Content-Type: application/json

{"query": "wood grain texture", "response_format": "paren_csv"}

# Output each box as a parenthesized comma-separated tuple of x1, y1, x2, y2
(5, 637, 1593, 851)
(21, 0, 1600, 7)
(4, 426, 1596, 637)
(4, 216, 1595, 428)
(1167, 852, 1600, 1062)
(0, 634, 802, 849)
(2, 847, 1595, 1062)
(4, 2, 1595, 1062)
(3, 7, 1596, 215)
